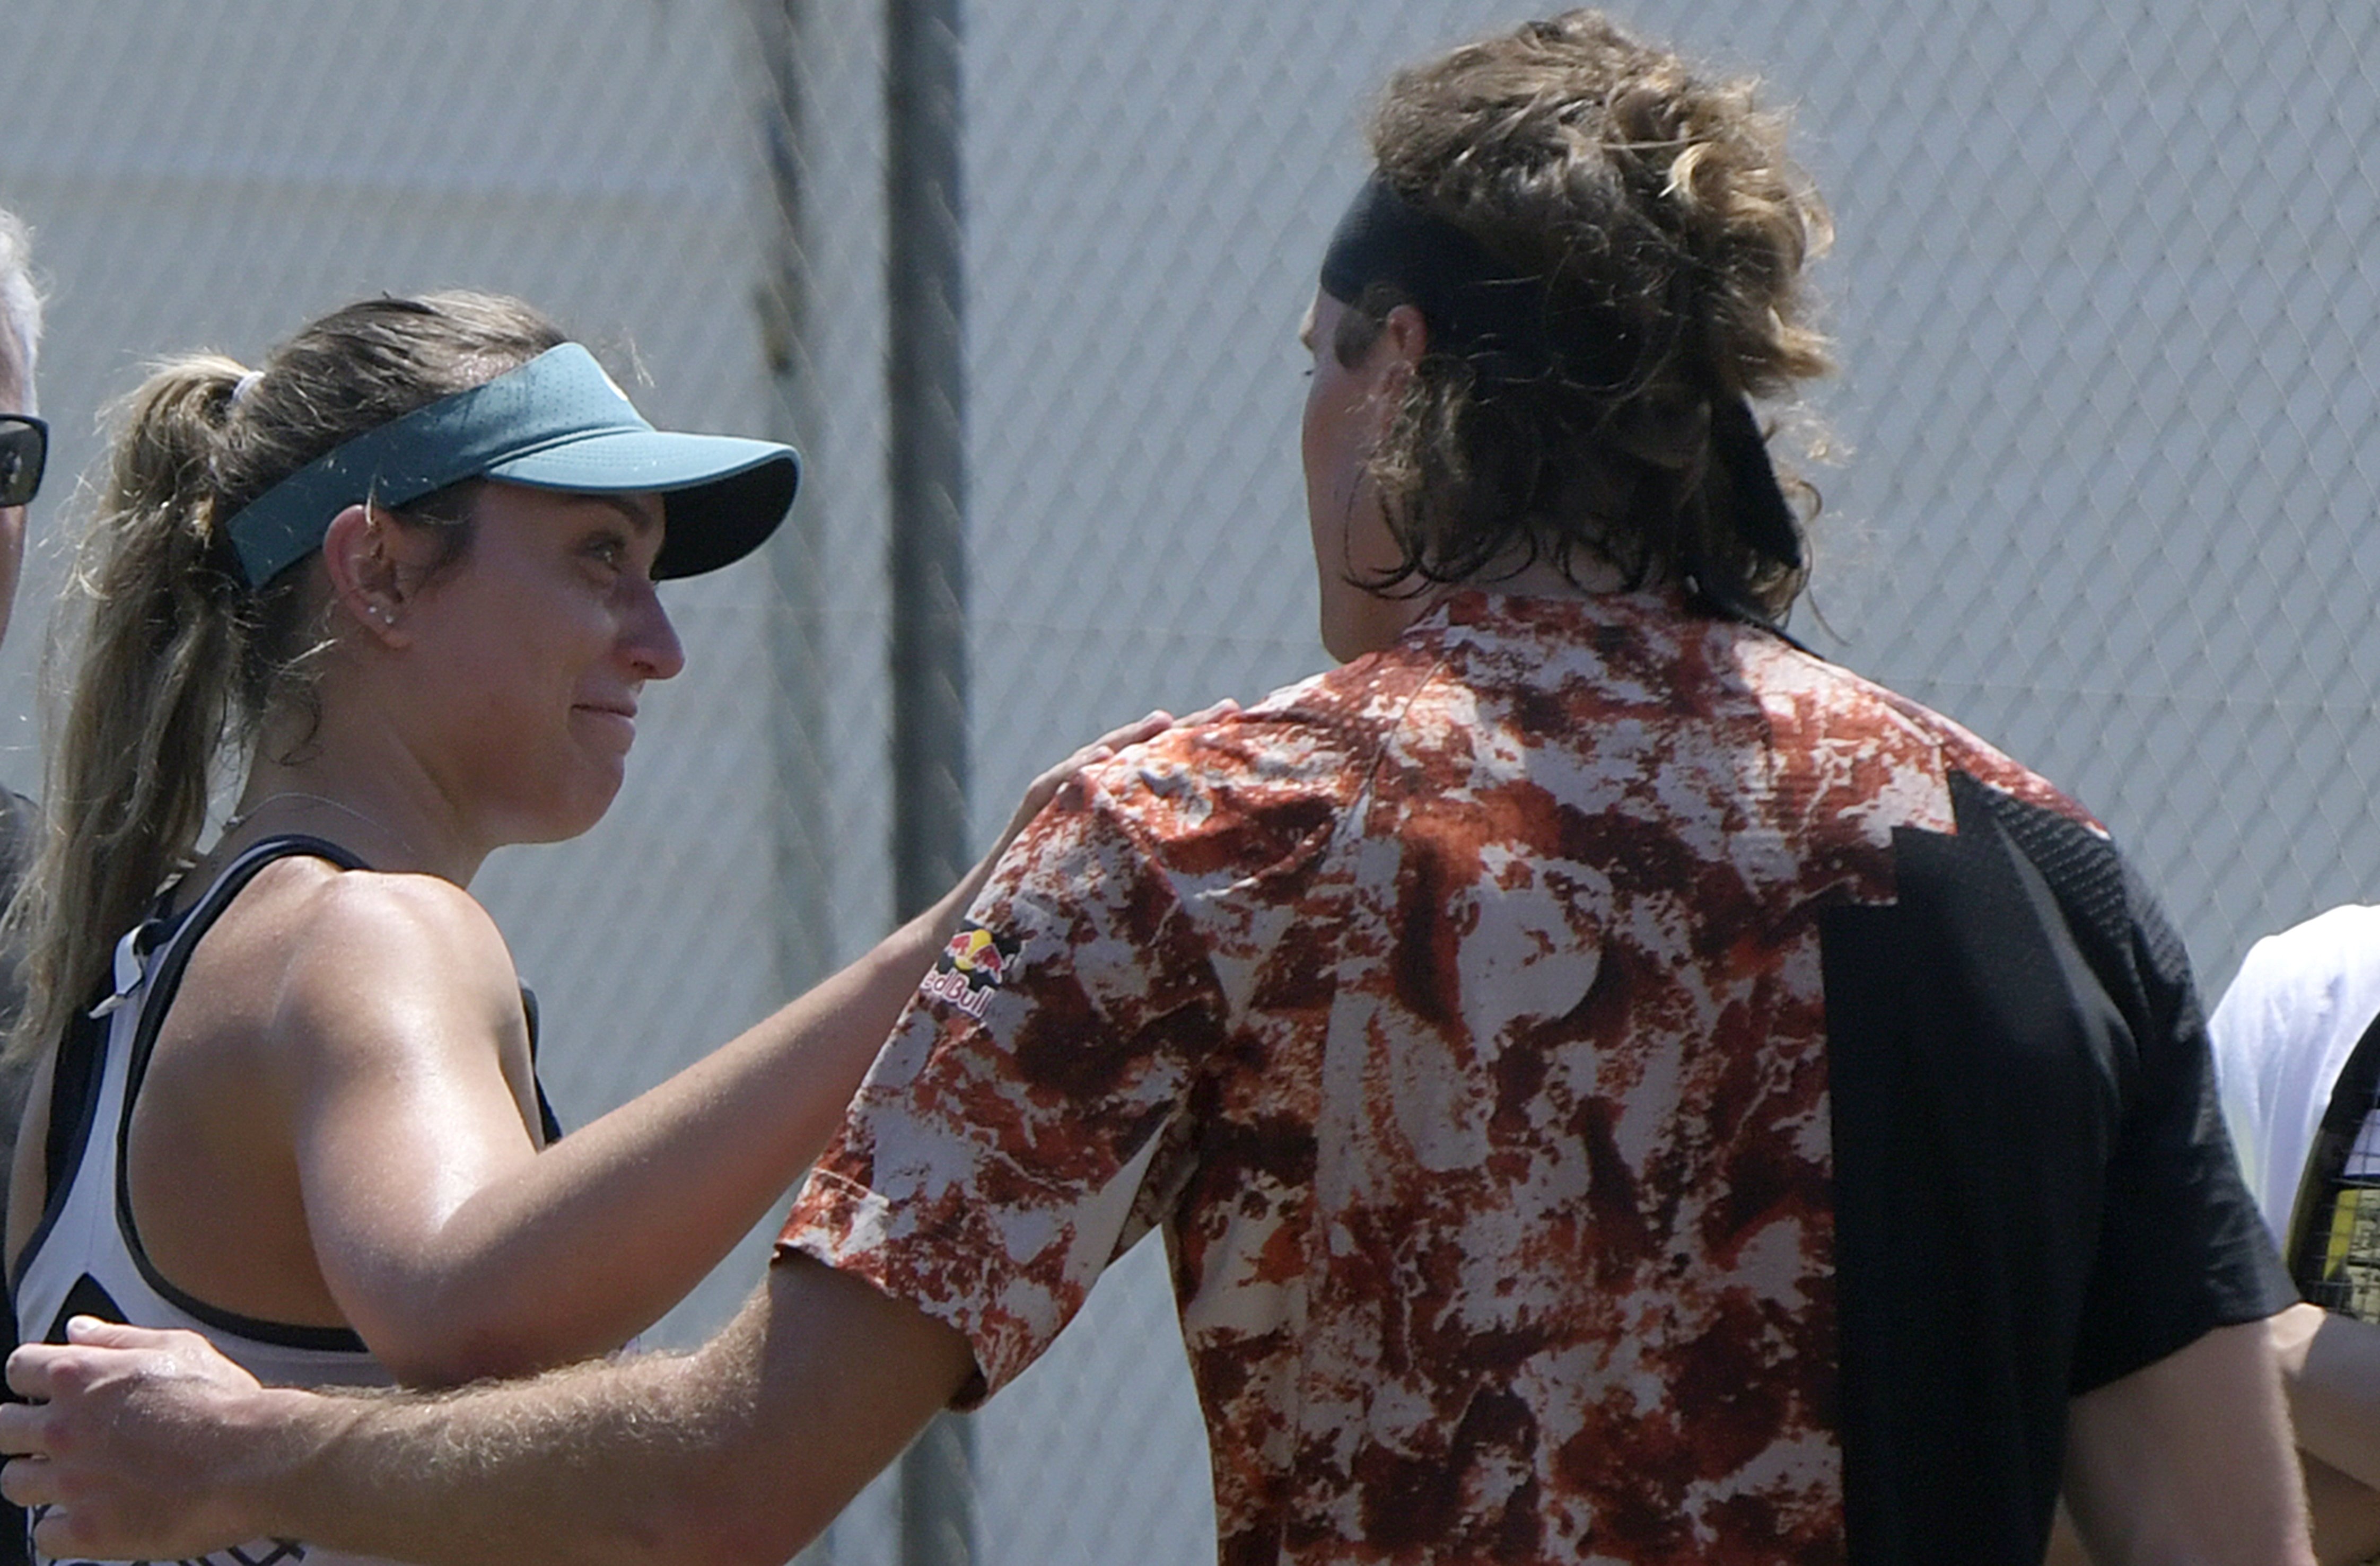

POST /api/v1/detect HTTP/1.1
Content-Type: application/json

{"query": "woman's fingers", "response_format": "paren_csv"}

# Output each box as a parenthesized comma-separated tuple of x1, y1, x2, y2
(967, 697, 1251, 888)
(1027, 698, 1244, 808)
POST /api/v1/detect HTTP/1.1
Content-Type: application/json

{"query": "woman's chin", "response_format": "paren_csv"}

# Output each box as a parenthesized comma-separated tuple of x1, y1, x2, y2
(505, 776, 627, 847)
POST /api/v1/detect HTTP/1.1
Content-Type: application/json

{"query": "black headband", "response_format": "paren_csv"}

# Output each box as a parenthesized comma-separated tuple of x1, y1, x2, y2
(1707, 391, 1804, 578)
(1319, 173, 1619, 383)
(1318, 172, 1802, 582)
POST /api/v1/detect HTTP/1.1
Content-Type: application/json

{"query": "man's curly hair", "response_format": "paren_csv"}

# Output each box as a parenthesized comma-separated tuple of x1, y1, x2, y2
(1334, 9, 1834, 622)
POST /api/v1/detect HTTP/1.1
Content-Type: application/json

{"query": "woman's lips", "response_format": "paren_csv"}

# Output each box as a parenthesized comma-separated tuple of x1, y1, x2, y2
(572, 702, 638, 749)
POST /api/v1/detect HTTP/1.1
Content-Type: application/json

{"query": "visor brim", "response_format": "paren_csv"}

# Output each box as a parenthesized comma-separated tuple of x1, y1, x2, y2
(487, 431, 799, 580)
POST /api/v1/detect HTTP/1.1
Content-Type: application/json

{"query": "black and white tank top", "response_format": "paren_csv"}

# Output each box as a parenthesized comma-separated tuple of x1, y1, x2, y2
(10, 835, 559, 1566)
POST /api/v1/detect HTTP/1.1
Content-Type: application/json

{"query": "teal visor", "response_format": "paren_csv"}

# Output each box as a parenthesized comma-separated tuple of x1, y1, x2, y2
(222, 343, 800, 588)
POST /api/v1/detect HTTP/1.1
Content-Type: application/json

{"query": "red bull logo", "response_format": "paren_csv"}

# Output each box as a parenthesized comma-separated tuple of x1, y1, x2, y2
(922, 921, 1020, 1020)
(943, 926, 1009, 985)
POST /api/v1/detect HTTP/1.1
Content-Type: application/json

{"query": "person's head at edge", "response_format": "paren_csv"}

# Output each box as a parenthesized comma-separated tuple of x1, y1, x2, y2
(0, 206, 44, 651)
(1299, 9, 1834, 661)
(8, 290, 794, 1077)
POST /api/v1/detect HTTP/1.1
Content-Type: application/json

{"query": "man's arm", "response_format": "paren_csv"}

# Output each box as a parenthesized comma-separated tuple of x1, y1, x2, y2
(1, 1254, 973, 1566)
(2050, 1459, 2380, 1566)
(2060, 1317, 2314, 1566)
(2273, 1300, 2380, 1490)
(2259, 1300, 2380, 1565)
(2303, 1455, 2380, 1566)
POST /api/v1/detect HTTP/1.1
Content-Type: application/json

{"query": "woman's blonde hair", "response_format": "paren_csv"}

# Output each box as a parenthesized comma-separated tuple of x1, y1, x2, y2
(1338, 9, 1834, 621)
(7, 291, 565, 1066)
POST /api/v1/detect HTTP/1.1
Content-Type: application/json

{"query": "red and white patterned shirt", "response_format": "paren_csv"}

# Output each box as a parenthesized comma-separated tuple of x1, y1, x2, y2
(781, 589, 2283, 1563)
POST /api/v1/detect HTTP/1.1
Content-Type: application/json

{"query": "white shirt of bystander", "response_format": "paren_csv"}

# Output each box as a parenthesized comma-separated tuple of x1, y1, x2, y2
(2210, 903, 2380, 1243)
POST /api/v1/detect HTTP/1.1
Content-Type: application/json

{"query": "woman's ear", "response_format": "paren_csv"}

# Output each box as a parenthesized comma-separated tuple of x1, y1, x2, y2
(320, 504, 433, 644)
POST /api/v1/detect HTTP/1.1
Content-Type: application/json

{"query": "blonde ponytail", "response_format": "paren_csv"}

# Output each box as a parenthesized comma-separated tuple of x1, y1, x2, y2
(8, 355, 257, 1063)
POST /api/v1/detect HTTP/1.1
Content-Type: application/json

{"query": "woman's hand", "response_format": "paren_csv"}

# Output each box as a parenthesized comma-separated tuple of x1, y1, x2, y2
(941, 702, 1240, 933)
(994, 709, 1170, 859)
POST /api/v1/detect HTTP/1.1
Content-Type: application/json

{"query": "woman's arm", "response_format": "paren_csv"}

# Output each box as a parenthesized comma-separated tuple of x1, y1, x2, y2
(272, 713, 1177, 1386)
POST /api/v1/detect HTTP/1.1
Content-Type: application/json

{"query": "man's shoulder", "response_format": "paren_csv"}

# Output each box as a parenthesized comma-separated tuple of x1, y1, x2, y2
(1485, 590, 2104, 835)
(1057, 688, 1377, 905)
(1772, 646, 2103, 835)
(1082, 658, 1423, 829)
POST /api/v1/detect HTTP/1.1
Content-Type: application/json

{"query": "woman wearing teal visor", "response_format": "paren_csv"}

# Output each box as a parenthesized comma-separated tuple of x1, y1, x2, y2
(0, 292, 1158, 1566)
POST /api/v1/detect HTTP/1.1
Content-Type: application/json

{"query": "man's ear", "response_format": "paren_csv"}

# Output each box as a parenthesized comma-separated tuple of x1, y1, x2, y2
(1379, 301, 1429, 371)
(1364, 302, 1429, 428)
(320, 504, 435, 644)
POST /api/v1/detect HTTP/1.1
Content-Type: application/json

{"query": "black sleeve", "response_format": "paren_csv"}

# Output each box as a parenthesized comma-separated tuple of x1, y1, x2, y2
(1823, 771, 2293, 1566)
(2063, 854, 2296, 1389)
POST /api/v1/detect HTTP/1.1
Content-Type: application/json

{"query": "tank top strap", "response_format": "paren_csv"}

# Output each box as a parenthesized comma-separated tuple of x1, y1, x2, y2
(18, 835, 374, 1296)
(108, 834, 370, 1014)
(518, 985, 566, 1145)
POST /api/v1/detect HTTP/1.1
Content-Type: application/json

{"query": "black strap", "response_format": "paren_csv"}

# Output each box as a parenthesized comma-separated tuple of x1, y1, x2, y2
(38, 1005, 107, 1245)
(520, 985, 565, 1145)
(2283, 1002, 2380, 1308)
(110, 836, 375, 1353)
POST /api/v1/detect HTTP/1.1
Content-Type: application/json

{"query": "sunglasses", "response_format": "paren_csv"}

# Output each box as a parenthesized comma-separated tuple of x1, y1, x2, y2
(0, 415, 44, 508)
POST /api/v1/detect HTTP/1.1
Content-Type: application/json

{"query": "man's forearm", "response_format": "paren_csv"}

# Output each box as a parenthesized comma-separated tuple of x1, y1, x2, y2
(274, 1345, 782, 1566)
(10, 1327, 786, 1566)
(2062, 1317, 2314, 1565)
(7, 1258, 975, 1566)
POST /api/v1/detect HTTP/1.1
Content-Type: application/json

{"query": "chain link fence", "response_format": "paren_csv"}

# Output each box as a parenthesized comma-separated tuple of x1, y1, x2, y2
(5, 1, 2380, 1562)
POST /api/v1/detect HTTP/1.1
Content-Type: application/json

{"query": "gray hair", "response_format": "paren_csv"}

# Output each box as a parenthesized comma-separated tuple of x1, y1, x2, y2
(0, 207, 42, 413)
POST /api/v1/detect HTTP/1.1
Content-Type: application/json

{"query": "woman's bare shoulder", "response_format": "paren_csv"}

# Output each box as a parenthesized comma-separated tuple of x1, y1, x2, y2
(171, 858, 521, 1075)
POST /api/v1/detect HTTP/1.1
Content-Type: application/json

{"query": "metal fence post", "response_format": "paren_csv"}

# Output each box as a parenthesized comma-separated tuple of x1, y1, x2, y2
(886, 1, 975, 1565)
(749, 2, 843, 1561)
(749, 0, 835, 1027)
